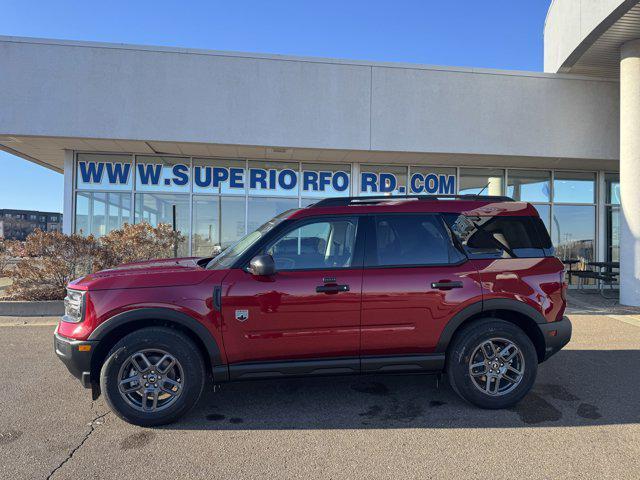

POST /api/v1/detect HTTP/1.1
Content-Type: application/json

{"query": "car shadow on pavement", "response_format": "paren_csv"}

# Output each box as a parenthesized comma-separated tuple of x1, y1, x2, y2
(163, 349, 640, 431)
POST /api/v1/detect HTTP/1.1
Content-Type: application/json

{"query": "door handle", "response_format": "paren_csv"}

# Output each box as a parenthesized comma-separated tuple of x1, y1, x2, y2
(316, 284, 350, 293)
(431, 281, 463, 290)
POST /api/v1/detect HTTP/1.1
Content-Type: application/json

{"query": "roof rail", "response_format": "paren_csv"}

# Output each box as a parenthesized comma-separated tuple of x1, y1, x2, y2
(310, 194, 514, 208)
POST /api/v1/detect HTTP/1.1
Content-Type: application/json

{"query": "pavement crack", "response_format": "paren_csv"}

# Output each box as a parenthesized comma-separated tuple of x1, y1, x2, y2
(46, 412, 109, 480)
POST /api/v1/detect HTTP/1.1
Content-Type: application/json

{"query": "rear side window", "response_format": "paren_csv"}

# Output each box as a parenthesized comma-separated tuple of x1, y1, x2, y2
(369, 214, 465, 266)
(443, 214, 552, 259)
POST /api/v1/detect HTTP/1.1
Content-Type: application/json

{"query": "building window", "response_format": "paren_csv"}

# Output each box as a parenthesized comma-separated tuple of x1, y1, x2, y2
(245, 160, 300, 232)
(507, 169, 552, 235)
(551, 172, 597, 282)
(248, 160, 300, 198)
(605, 173, 620, 262)
(507, 170, 550, 203)
(552, 205, 596, 263)
(192, 195, 246, 257)
(135, 156, 190, 193)
(553, 171, 595, 204)
(552, 171, 597, 279)
(301, 163, 351, 200)
(193, 158, 246, 195)
(409, 166, 456, 195)
(459, 168, 504, 196)
(76, 153, 133, 191)
(247, 197, 299, 233)
(360, 164, 408, 196)
(532, 204, 551, 233)
(134, 193, 190, 256)
(75, 192, 132, 237)
(70, 152, 610, 270)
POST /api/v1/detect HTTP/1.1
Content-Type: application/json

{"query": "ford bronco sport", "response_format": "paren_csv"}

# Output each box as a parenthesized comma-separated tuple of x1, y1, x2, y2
(54, 195, 571, 426)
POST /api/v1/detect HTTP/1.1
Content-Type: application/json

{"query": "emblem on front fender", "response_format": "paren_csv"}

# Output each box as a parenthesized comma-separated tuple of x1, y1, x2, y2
(235, 309, 249, 322)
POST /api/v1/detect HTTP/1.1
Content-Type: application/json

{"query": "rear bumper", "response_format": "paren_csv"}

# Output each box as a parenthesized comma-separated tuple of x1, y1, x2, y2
(53, 332, 97, 388)
(538, 316, 572, 361)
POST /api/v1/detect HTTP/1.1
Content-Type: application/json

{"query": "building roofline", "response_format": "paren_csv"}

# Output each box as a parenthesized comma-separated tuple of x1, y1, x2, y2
(0, 35, 619, 83)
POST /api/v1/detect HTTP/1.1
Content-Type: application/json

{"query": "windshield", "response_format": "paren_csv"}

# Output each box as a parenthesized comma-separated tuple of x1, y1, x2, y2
(206, 209, 298, 270)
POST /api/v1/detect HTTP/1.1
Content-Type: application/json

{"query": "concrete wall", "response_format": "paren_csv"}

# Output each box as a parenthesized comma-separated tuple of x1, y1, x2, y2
(0, 36, 620, 161)
(544, 0, 631, 73)
(370, 66, 618, 159)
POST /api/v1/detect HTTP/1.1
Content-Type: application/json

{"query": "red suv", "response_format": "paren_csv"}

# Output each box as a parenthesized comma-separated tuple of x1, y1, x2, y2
(54, 195, 571, 426)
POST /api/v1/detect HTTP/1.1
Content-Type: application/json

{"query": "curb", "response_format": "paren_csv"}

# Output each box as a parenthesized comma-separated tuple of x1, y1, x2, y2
(0, 300, 64, 317)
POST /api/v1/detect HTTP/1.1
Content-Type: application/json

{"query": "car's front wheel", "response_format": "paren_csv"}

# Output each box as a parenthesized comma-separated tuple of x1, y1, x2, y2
(100, 327, 205, 426)
(446, 318, 538, 409)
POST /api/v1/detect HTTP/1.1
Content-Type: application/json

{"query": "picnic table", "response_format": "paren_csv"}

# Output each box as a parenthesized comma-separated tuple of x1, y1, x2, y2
(588, 261, 619, 271)
(573, 262, 620, 298)
(561, 258, 580, 283)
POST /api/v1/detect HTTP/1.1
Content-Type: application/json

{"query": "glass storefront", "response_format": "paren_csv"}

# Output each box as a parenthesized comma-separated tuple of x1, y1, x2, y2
(361, 164, 407, 196)
(134, 193, 190, 256)
(75, 192, 132, 237)
(507, 170, 550, 203)
(72, 153, 618, 270)
(552, 205, 596, 263)
(459, 168, 504, 196)
(552, 172, 597, 280)
(192, 195, 246, 257)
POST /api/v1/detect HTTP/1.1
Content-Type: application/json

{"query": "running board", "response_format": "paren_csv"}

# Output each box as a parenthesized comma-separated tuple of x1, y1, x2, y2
(228, 354, 445, 380)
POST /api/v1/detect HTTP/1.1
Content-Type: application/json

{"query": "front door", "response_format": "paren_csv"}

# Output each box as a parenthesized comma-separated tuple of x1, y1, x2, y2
(221, 216, 363, 378)
(360, 214, 482, 370)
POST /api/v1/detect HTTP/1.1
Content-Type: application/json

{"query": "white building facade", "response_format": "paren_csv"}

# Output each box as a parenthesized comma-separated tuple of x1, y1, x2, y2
(1, 1, 639, 301)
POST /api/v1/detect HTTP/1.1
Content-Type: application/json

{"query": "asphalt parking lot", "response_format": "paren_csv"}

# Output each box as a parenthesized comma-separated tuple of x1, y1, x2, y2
(1, 305, 639, 480)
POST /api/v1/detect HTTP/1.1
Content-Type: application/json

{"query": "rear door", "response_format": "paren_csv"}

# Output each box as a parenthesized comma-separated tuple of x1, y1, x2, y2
(221, 216, 364, 376)
(360, 213, 482, 370)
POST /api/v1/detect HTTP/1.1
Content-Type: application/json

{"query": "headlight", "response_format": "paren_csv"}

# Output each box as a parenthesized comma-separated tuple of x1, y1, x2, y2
(63, 289, 85, 323)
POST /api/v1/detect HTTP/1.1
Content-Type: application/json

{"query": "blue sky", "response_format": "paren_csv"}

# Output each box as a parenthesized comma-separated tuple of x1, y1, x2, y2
(1, 0, 552, 212)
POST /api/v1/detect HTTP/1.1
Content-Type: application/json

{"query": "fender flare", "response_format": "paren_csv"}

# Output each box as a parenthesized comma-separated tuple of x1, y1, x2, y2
(435, 298, 546, 353)
(88, 308, 224, 368)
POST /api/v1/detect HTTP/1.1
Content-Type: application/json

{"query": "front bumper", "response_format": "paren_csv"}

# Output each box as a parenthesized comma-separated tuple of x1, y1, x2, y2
(538, 315, 572, 361)
(53, 332, 98, 388)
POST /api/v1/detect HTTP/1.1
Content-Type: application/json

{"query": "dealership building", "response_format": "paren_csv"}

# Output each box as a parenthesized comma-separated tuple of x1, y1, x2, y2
(2, 1, 640, 302)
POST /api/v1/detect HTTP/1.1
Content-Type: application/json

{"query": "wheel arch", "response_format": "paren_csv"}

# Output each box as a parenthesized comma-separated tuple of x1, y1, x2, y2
(436, 299, 546, 363)
(88, 308, 227, 397)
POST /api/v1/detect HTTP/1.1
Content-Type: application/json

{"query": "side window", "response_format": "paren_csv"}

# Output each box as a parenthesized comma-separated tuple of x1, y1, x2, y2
(371, 214, 462, 266)
(443, 214, 547, 258)
(267, 219, 357, 270)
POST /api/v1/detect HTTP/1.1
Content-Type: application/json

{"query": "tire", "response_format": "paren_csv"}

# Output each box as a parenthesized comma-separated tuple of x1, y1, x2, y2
(446, 318, 537, 409)
(100, 327, 205, 426)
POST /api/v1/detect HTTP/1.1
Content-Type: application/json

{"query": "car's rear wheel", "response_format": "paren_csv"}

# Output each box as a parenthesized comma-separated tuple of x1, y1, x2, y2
(446, 318, 537, 409)
(100, 327, 205, 426)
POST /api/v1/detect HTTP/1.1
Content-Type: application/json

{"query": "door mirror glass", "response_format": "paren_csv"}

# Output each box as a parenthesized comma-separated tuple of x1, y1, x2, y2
(249, 254, 276, 276)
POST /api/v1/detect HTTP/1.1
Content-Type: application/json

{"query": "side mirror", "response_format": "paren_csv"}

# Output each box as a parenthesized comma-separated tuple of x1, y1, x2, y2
(249, 254, 276, 276)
